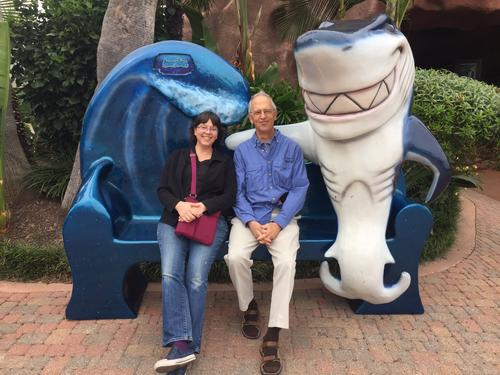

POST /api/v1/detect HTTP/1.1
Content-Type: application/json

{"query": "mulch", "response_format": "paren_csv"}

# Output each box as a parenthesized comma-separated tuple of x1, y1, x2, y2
(2, 190, 64, 246)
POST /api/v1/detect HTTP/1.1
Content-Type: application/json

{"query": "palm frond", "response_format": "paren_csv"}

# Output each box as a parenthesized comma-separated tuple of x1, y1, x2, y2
(0, 21, 9, 231)
(0, 0, 21, 20)
(269, 0, 364, 42)
(183, 0, 215, 13)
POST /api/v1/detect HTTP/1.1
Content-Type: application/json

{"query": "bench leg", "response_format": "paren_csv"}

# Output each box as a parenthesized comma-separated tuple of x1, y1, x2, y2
(66, 261, 148, 320)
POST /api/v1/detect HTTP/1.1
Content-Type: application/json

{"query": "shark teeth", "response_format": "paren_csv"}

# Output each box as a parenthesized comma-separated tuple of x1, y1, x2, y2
(304, 69, 395, 115)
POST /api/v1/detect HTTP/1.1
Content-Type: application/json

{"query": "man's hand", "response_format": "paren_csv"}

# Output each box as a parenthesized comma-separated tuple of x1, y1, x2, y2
(260, 222, 281, 245)
(248, 221, 268, 244)
(175, 201, 197, 223)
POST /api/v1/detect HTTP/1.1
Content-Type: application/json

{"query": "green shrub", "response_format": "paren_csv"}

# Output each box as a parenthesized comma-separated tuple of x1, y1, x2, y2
(9, 0, 107, 157)
(229, 63, 307, 134)
(141, 260, 321, 283)
(0, 241, 71, 281)
(413, 68, 500, 166)
(251, 80, 307, 126)
(22, 156, 73, 199)
(404, 161, 460, 260)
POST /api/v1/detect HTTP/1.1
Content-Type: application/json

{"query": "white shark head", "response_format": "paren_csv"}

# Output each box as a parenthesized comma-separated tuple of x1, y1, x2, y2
(295, 14, 415, 140)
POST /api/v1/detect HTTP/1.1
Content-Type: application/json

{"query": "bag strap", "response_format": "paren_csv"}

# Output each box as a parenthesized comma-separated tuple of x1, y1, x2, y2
(189, 150, 197, 198)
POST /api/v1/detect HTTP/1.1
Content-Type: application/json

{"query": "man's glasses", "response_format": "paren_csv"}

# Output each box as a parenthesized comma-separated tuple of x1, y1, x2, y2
(250, 109, 275, 117)
(197, 125, 218, 133)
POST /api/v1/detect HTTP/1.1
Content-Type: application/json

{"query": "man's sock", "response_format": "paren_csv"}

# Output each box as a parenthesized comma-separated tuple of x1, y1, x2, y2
(263, 327, 281, 343)
(247, 298, 258, 312)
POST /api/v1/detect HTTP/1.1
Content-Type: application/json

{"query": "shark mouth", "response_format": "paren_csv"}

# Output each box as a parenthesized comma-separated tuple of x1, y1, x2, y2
(303, 69, 396, 115)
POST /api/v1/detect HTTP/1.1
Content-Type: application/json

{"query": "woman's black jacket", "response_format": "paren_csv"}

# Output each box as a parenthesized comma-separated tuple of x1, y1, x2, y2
(157, 148, 236, 226)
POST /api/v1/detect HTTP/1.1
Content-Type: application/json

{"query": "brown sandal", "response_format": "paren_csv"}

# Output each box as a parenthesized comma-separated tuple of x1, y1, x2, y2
(260, 340, 282, 375)
(241, 309, 260, 339)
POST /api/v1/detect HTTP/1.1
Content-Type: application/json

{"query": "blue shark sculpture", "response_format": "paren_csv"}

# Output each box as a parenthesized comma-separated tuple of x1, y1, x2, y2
(227, 15, 451, 304)
(63, 41, 249, 319)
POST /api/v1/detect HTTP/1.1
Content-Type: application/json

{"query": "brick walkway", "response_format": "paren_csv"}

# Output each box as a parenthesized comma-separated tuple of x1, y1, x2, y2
(0, 189, 498, 374)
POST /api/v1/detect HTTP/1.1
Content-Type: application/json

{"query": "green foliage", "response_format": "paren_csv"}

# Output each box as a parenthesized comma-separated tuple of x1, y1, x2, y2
(155, 0, 214, 45)
(0, 1, 17, 20)
(403, 162, 461, 261)
(230, 63, 307, 133)
(252, 81, 306, 126)
(383, 0, 414, 28)
(22, 156, 72, 199)
(413, 68, 500, 166)
(270, 0, 364, 42)
(9, 0, 107, 158)
(0, 240, 71, 281)
(142, 260, 321, 283)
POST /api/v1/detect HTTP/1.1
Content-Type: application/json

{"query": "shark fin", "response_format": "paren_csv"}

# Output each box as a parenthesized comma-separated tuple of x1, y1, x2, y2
(225, 128, 255, 150)
(404, 116, 452, 202)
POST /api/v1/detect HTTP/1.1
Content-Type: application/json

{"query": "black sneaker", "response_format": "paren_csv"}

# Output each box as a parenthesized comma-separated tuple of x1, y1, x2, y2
(154, 346, 195, 373)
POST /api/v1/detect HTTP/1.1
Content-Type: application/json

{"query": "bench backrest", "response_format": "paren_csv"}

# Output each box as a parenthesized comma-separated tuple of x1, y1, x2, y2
(79, 41, 249, 217)
(79, 40, 406, 227)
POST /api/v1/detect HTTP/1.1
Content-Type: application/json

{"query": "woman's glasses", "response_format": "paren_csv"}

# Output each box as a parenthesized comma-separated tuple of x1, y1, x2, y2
(197, 125, 218, 133)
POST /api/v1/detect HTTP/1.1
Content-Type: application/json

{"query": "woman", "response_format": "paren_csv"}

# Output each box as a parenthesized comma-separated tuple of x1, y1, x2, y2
(154, 111, 236, 374)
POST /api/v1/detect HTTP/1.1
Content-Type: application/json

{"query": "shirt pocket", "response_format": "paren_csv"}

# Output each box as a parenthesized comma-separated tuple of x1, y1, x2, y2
(245, 167, 265, 192)
(272, 162, 293, 189)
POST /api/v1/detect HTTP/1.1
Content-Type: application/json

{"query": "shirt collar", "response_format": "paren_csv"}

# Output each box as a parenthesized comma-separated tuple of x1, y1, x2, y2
(253, 129, 281, 148)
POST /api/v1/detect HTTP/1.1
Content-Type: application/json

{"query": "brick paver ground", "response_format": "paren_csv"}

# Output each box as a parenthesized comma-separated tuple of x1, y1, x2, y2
(0, 189, 498, 374)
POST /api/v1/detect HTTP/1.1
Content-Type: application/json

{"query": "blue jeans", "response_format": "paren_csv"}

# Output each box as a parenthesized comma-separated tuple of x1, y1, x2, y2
(157, 217, 228, 353)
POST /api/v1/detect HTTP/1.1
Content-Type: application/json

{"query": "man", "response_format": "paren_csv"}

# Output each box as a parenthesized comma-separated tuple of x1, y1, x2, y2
(225, 91, 309, 375)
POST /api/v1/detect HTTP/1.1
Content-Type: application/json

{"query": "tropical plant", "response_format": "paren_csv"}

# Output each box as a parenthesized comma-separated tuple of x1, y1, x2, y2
(0, 0, 18, 19)
(270, 0, 415, 41)
(155, 0, 214, 44)
(384, 0, 413, 28)
(22, 155, 73, 199)
(228, 63, 306, 134)
(270, 0, 364, 42)
(0, 21, 10, 232)
(232, 0, 262, 82)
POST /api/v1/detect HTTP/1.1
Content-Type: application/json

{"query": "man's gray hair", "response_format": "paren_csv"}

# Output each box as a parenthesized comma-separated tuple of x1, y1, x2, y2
(248, 91, 277, 113)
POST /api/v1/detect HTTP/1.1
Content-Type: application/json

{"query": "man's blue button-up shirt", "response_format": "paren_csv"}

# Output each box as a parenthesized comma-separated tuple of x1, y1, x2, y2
(233, 129, 309, 229)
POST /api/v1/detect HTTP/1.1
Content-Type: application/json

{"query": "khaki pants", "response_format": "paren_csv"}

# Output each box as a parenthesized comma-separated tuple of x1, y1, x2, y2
(224, 216, 300, 329)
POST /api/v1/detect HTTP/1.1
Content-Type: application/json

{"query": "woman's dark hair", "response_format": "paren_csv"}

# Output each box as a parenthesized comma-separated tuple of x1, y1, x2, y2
(190, 111, 224, 146)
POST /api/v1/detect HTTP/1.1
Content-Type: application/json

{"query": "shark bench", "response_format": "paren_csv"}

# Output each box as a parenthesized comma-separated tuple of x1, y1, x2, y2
(63, 40, 434, 320)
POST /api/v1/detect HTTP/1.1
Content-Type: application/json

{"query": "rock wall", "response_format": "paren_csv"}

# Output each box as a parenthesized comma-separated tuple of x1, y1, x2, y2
(203, 0, 384, 83)
(201, 0, 499, 82)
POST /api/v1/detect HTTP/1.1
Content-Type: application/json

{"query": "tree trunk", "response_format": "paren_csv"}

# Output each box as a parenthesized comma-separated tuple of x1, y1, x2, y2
(4, 90, 30, 202)
(62, 0, 159, 211)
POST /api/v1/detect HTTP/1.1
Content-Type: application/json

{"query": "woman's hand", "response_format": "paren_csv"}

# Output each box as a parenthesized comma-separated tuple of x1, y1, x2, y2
(175, 201, 197, 223)
(190, 202, 207, 218)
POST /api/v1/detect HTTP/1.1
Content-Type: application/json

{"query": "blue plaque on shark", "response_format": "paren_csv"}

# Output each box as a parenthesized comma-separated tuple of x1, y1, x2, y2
(227, 14, 451, 304)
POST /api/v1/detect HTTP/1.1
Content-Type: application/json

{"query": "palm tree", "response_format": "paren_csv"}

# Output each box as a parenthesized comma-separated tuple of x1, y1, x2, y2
(270, 0, 414, 41)
(0, 21, 10, 232)
(270, 0, 364, 42)
(0, 0, 17, 20)
(0, 1, 32, 231)
(63, 0, 160, 210)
